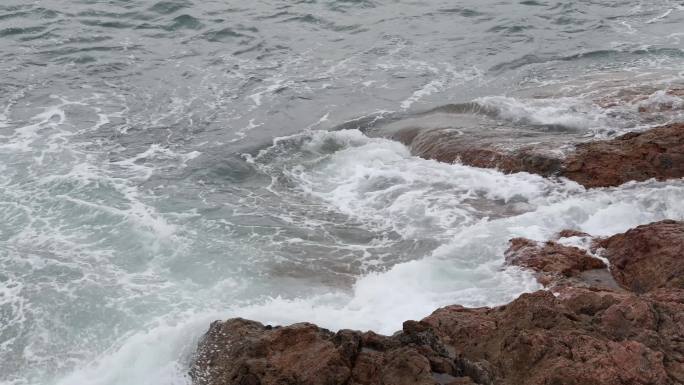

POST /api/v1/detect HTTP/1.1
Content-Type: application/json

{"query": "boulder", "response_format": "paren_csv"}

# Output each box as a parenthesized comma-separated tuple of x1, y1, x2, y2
(563, 123, 684, 188)
(191, 289, 683, 385)
(191, 221, 684, 385)
(596, 220, 684, 293)
(505, 237, 606, 286)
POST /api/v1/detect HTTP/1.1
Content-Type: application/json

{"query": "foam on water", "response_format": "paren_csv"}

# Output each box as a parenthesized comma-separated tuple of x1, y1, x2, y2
(45, 176, 684, 385)
(2, 0, 684, 384)
(3, 114, 684, 385)
(474, 80, 684, 136)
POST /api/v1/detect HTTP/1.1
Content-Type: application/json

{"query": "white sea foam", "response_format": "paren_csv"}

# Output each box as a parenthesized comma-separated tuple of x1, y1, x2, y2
(44, 173, 684, 385)
(475, 95, 608, 131)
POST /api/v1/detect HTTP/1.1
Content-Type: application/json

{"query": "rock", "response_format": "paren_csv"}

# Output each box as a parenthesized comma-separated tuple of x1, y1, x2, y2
(393, 122, 684, 188)
(563, 123, 684, 188)
(504, 237, 607, 289)
(398, 126, 566, 178)
(555, 229, 591, 239)
(596, 220, 684, 293)
(190, 318, 457, 385)
(423, 290, 677, 385)
(192, 289, 682, 385)
(505, 238, 606, 277)
(191, 222, 684, 385)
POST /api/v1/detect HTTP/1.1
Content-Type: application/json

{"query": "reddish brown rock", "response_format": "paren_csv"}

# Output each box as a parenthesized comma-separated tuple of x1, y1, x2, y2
(192, 289, 683, 385)
(555, 229, 591, 239)
(595, 88, 684, 111)
(504, 237, 607, 289)
(505, 238, 606, 278)
(190, 317, 464, 385)
(596, 220, 684, 293)
(397, 123, 684, 188)
(401, 127, 565, 178)
(192, 222, 684, 385)
(563, 123, 684, 188)
(423, 290, 678, 385)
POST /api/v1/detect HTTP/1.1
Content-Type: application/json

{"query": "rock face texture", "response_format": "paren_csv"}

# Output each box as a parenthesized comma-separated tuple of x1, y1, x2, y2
(191, 290, 684, 385)
(191, 221, 684, 385)
(505, 237, 606, 284)
(563, 124, 684, 188)
(596, 220, 684, 293)
(396, 123, 684, 188)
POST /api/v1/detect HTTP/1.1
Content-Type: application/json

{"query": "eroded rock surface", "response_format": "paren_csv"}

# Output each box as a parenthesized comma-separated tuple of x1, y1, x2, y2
(564, 123, 684, 188)
(191, 288, 684, 385)
(192, 221, 684, 385)
(596, 220, 684, 293)
(505, 238, 605, 277)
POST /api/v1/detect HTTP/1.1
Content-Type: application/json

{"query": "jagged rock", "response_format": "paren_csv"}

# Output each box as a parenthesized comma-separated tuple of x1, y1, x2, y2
(596, 220, 684, 293)
(192, 222, 684, 385)
(191, 289, 682, 385)
(190, 317, 464, 385)
(563, 123, 684, 188)
(424, 290, 677, 385)
(503, 233, 616, 291)
(505, 238, 606, 286)
(555, 229, 591, 239)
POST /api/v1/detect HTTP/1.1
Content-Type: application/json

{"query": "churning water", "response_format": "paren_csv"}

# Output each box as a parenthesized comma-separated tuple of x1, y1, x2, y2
(1, 1, 684, 384)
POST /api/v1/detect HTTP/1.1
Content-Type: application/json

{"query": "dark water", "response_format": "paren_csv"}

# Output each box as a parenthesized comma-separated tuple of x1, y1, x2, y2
(1, 1, 684, 384)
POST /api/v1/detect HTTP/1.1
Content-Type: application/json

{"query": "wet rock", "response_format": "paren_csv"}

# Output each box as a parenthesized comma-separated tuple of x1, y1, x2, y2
(397, 126, 566, 177)
(506, 238, 606, 277)
(190, 318, 458, 385)
(596, 220, 684, 293)
(192, 221, 684, 385)
(563, 123, 684, 188)
(555, 229, 591, 239)
(395, 122, 684, 188)
(505, 237, 607, 289)
(423, 290, 677, 385)
(192, 289, 682, 385)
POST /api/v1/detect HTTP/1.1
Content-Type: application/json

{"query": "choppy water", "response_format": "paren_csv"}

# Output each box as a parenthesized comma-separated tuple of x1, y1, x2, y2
(1, 1, 684, 384)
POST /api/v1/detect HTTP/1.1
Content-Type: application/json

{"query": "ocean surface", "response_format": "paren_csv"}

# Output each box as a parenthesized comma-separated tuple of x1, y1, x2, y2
(1, 1, 684, 384)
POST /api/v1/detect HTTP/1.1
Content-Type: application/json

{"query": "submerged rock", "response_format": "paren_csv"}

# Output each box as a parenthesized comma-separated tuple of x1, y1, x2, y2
(191, 220, 684, 385)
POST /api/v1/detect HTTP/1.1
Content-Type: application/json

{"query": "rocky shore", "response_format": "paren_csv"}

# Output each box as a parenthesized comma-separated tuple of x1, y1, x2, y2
(397, 122, 684, 188)
(190, 122, 684, 385)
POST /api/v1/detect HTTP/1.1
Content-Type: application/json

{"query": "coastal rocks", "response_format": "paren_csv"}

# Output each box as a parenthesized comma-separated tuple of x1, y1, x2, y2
(191, 222, 684, 385)
(401, 122, 684, 188)
(505, 238, 605, 278)
(563, 123, 684, 188)
(191, 289, 683, 385)
(596, 220, 684, 293)
(505, 220, 684, 293)
(423, 290, 679, 385)
(190, 318, 476, 385)
(395, 126, 566, 178)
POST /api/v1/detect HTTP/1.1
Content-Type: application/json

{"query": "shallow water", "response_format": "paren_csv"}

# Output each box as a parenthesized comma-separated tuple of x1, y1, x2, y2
(1, 1, 684, 384)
